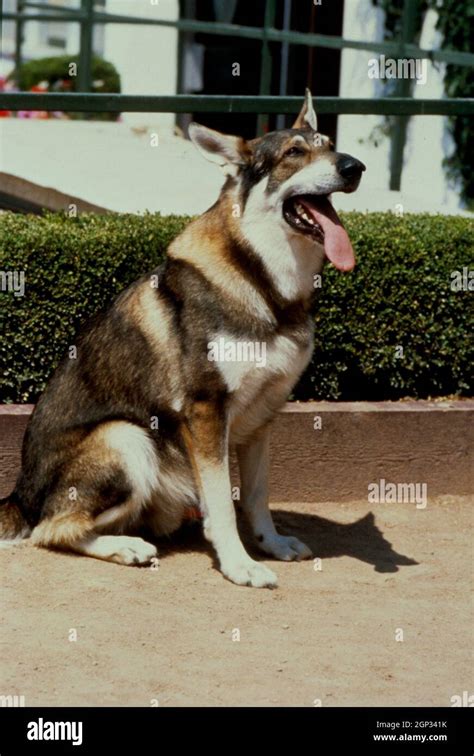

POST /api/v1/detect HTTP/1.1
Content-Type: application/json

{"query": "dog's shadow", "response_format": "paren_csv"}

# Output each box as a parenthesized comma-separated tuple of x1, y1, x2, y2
(152, 509, 418, 574)
(271, 509, 418, 573)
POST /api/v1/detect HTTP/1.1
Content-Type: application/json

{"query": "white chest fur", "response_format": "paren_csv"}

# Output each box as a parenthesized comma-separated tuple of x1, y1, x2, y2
(209, 330, 313, 443)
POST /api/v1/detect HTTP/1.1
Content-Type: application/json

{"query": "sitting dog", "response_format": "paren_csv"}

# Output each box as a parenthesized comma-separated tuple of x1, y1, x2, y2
(0, 91, 365, 587)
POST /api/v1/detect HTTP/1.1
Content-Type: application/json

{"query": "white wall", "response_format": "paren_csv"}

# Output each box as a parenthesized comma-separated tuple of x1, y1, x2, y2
(1, 0, 81, 78)
(402, 8, 460, 211)
(103, 0, 179, 131)
(338, 0, 461, 212)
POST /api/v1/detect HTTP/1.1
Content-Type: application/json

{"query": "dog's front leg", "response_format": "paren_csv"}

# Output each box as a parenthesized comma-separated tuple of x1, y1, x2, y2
(237, 427, 312, 561)
(183, 401, 277, 588)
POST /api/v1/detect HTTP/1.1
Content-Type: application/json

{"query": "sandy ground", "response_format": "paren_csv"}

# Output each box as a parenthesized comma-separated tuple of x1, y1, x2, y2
(1, 496, 472, 707)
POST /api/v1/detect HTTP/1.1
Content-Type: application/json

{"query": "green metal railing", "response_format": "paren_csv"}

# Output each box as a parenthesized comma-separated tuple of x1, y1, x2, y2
(4, 2, 474, 70)
(2, 93, 472, 116)
(1, 0, 473, 191)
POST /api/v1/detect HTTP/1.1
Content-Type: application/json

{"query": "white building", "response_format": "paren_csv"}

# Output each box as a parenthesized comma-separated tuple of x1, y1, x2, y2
(0, 0, 468, 214)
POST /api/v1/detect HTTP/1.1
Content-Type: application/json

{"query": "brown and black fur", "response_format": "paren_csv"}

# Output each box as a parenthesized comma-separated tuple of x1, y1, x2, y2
(0, 92, 365, 586)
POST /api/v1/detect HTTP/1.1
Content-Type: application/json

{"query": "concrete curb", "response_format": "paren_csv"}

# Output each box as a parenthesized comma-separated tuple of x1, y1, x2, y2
(0, 172, 109, 214)
(0, 402, 472, 501)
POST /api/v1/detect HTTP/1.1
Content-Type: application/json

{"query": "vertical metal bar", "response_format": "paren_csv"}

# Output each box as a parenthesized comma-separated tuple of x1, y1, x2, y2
(14, 0, 25, 76)
(276, 0, 292, 130)
(306, 0, 317, 92)
(77, 0, 94, 92)
(177, 0, 196, 135)
(257, 0, 277, 134)
(389, 0, 419, 191)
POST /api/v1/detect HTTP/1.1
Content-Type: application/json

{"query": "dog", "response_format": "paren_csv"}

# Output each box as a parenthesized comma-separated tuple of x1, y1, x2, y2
(0, 90, 365, 587)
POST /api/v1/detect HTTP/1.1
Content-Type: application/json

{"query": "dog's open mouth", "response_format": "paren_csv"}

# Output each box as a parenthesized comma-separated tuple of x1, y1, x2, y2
(283, 194, 325, 243)
(282, 194, 355, 271)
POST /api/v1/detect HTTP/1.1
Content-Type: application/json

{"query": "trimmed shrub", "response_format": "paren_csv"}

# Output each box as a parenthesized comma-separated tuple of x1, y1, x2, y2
(10, 55, 121, 121)
(0, 211, 472, 403)
(296, 212, 473, 401)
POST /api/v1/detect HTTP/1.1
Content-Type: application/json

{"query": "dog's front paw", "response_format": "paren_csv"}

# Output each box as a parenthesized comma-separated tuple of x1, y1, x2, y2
(221, 558, 278, 588)
(259, 534, 312, 561)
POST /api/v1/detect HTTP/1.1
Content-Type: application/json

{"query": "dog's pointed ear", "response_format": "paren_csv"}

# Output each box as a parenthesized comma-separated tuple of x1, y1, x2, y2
(189, 123, 248, 168)
(292, 88, 318, 131)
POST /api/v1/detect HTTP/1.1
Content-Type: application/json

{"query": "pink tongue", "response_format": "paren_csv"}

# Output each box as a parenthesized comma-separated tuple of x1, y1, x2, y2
(299, 196, 355, 271)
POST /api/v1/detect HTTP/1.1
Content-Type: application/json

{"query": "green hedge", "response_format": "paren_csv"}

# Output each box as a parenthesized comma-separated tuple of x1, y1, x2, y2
(0, 211, 472, 403)
(10, 55, 121, 121)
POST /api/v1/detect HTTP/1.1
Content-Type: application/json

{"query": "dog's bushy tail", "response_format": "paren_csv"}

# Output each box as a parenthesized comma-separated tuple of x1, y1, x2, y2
(0, 494, 30, 544)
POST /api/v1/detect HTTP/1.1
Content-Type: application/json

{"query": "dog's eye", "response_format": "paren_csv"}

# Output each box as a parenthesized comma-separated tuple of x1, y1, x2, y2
(284, 146, 305, 158)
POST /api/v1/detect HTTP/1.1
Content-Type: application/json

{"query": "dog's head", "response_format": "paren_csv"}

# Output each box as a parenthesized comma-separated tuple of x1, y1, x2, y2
(189, 90, 365, 272)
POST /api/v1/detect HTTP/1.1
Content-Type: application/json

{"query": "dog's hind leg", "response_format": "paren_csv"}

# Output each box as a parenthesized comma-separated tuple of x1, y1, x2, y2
(72, 534, 157, 565)
(31, 512, 157, 566)
(30, 421, 159, 566)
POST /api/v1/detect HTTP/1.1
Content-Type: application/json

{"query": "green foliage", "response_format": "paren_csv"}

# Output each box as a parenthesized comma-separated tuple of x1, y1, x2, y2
(294, 211, 473, 401)
(433, 0, 474, 207)
(10, 55, 121, 121)
(0, 212, 472, 403)
(372, 0, 474, 206)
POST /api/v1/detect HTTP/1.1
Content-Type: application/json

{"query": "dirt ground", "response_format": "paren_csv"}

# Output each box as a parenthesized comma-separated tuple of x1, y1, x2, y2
(1, 496, 472, 707)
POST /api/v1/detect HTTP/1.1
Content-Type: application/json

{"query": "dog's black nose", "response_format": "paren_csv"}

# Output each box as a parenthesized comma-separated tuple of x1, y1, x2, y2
(337, 154, 366, 179)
